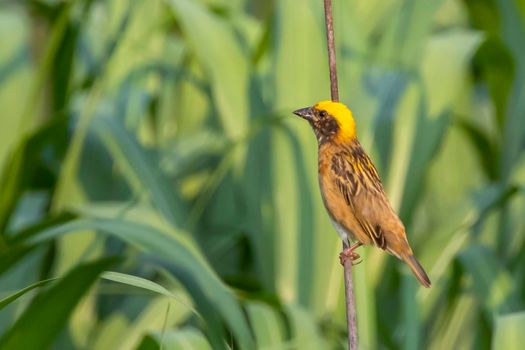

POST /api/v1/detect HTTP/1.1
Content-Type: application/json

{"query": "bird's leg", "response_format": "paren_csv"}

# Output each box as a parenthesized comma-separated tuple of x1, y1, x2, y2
(339, 242, 363, 266)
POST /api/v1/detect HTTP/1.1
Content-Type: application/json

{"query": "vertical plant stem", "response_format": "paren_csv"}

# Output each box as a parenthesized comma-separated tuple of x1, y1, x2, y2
(323, 0, 339, 102)
(323, 1, 358, 349)
(342, 242, 358, 349)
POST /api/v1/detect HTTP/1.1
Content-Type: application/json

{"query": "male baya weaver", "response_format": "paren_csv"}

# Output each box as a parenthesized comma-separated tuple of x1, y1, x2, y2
(294, 101, 431, 288)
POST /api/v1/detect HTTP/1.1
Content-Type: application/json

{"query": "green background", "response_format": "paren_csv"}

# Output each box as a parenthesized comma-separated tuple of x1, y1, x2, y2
(0, 0, 524, 349)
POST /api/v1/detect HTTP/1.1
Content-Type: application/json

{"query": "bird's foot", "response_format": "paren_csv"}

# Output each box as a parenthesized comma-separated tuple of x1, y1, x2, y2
(339, 242, 363, 266)
(339, 251, 361, 266)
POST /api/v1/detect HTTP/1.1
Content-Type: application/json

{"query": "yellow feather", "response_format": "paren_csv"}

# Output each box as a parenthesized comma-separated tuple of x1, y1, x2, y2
(314, 100, 356, 141)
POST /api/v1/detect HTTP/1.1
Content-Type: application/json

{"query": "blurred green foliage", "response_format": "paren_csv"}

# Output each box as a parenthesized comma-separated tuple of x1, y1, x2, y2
(0, 0, 524, 349)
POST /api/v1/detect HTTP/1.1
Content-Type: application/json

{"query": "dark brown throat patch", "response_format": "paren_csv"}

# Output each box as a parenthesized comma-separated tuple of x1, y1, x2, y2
(314, 116, 339, 143)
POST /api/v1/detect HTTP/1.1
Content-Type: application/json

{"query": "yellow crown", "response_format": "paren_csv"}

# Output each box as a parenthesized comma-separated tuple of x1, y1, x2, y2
(314, 100, 356, 141)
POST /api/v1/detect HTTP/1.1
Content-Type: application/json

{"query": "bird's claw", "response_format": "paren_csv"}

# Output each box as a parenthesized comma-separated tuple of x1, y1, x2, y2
(339, 250, 361, 266)
(339, 243, 363, 266)
(351, 258, 363, 266)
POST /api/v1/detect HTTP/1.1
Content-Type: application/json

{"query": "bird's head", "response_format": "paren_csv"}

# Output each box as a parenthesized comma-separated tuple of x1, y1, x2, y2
(293, 100, 356, 143)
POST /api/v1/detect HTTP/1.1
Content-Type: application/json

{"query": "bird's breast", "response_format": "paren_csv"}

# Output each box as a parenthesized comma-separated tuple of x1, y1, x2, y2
(318, 145, 360, 243)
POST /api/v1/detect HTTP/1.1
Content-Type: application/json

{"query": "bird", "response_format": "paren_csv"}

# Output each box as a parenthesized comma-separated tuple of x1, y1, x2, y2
(293, 100, 431, 288)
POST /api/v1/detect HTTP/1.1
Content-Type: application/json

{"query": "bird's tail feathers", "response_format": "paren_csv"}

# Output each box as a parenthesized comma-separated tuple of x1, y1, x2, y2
(403, 255, 431, 288)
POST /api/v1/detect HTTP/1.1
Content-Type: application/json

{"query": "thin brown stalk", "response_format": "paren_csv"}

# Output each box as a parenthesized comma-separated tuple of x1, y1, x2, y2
(323, 0, 339, 102)
(323, 1, 358, 349)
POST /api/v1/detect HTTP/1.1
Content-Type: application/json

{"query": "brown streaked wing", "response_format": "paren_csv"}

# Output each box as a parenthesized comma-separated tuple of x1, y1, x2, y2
(331, 143, 389, 250)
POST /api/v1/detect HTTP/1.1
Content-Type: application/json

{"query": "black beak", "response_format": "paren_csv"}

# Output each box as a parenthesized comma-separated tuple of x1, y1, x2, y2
(293, 107, 313, 121)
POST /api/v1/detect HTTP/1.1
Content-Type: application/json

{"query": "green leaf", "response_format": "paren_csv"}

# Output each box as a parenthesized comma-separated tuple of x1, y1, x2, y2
(92, 116, 188, 228)
(488, 0, 525, 182)
(27, 218, 254, 349)
(285, 304, 327, 349)
(0, 278, 56, 311)
(246, 301, 286, 348)
(0, 257, 117, 350)
(272, 0, 328, 108)
(458, 245, 520, 314)
(456, 118, 500, 180)
(399, 107, 450, 223)
(0, 12, 30, 174)
(376, 0, 443, 67)
(0, 140, 25, 237)
(493, 312, 525, 349)
(472, 37, 515, 127)
(100, 271, 199, 317)
(399, 29, 483, 222)
(140, 328, 213, 350)
(0, 213, 75, 276)
(0, 117, 68, 235)
(166, 0, 248, 139)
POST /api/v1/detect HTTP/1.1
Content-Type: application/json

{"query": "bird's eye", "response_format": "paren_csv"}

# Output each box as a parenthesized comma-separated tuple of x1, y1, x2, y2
(319, 111, 327, 118)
